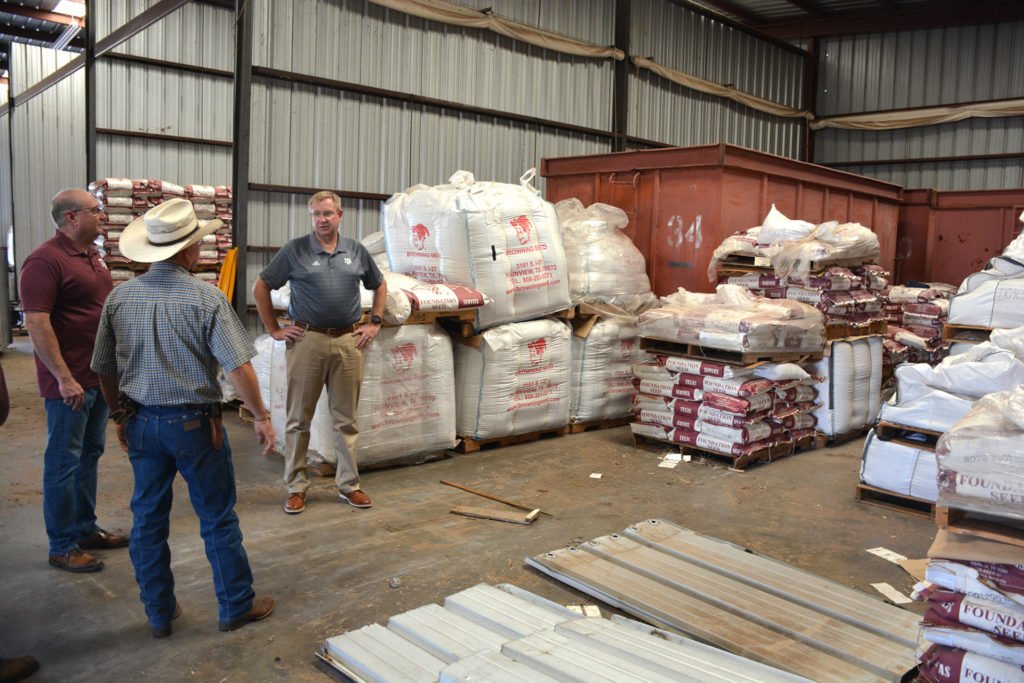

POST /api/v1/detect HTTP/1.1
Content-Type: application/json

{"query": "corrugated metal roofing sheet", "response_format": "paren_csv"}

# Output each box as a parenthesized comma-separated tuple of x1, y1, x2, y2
(321, 582, 808, 682)
(527, 519, 919, 683)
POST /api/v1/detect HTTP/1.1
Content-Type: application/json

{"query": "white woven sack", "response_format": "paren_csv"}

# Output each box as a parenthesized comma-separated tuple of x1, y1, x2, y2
(455, 319, 571, 439)
(570, 318, 648, 422)
(355, 324, 456, 467)
(383, 170, 570, 330)
(860, 429, 938, 501)
(867, 336, 883, 422)
(849, 339, 873, 430)
(813, 341, 854, 435)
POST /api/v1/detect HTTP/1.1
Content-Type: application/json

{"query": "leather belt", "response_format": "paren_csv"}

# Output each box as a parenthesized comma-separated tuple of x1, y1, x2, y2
(294, 321, 355, 337)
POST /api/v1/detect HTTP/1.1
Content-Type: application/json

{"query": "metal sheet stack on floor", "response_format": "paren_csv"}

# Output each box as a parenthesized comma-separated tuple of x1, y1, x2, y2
(320, 582, 808, 682)
(527, 519, 919, 683)
(629, 284, 825, 468)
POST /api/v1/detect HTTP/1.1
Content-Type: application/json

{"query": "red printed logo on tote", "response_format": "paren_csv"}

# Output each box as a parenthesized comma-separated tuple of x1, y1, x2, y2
(411, 223, 430, 250)
(389, 343, 419, 372)
(510, 215, 533, 245)
(527, 338, 547, 365)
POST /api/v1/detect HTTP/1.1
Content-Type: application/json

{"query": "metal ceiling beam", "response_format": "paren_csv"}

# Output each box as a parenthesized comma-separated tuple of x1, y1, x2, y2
(761, 0, 1024, 38)
(684, 0, 764, 25)
(664, 0, 807, 56)
(0, 4, 83, 27)
(781, 0, 824, 17)
(0, 21, 83, 49)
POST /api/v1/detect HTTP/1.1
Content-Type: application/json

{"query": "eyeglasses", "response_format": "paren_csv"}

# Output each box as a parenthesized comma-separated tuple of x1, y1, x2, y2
(310, 210, 338, 219)
(74, 204, 104, 216)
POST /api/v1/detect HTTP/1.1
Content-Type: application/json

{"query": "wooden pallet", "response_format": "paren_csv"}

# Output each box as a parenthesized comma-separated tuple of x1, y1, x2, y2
(874, 420, 941, 450)
(936, 506, 1024, 548)
(639, 338, 822, 365)
(455, 426, 568, 454)
(377, 307, 478, 327)
(441, 307, 575, 337)
(855, 484, 935, 519)
(824, 320, 887, 340)
(819, 425, 872, 447)
(942, 323, 992, 344)
(567, 416, 631, 434)
(716, 255, 876, 275)
(632, 433, 795, 471)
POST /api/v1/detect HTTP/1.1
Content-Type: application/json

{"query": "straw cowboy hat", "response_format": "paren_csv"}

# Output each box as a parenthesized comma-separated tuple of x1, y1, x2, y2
(120, 198, 223, 263)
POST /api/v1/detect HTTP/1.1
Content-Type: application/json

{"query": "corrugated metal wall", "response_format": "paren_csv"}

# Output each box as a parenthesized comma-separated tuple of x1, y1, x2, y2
(628, 0, 806, 156)
(814, 21, 1024, 190)
(10, 43, 86, 271)
(245, 0, 617, 307)
(93, 0, 234, 184)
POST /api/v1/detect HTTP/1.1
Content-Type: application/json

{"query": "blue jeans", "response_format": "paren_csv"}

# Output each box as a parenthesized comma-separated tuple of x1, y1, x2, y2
(43, 387, 108, 555)
(124, 405, 254, 630)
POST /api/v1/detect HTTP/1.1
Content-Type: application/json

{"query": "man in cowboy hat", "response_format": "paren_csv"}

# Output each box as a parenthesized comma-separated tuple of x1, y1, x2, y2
(252, 190, 386, 515)
(20, 188, 128, 574)
(91, 198, 276, 638)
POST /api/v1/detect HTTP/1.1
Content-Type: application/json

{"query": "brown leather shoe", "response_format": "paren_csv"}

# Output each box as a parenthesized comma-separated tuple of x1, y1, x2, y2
(218, 596, 275, 632)
(151, 602, 183, 639)
(78, 528, 129, 550)
(339, 489, 372, 509)
(284, 492, 306, 514)
(49, 549, 104, 573)
(0, 654, 39, 682)
(307, 460, 336, 477)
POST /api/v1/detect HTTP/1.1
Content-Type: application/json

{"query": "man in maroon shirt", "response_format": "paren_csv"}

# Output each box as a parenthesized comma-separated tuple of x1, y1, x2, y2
(20, 188, 128, 573)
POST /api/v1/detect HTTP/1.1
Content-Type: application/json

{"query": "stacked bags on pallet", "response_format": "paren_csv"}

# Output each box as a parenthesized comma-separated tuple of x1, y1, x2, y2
(936, 383, 1024, 520)
(883, 284, 955, 365)
(251, 324, 457, 468)
(88, 178, 233, 286)
(638, 284, 825, 353)
(860, 327, 1024, 502)
(383, 169, 570, 331)
(556, 200, 658, 423)
(912, 531, 1024, 682)
(630, 359, 818, 457)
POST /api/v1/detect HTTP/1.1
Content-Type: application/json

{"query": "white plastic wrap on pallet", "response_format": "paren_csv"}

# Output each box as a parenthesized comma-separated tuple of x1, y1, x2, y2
(355, 324, 457, 467)
(383, 170, 571, 330)
(879, 389, 974, 433)
(859, 430, 938, 501)
(814, 338, 882, 436)
(570, 318, 648, 422)
(555, 199, 658, 314)
(455, 319, 571, 439)
(894, 342, 1024, 402)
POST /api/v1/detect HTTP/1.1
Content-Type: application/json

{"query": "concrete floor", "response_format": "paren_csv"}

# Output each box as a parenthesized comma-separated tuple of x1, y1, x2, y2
(0, 337, 934, 682)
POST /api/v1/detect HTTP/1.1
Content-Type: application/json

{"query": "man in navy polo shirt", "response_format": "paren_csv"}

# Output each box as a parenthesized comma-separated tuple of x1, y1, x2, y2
(253, 190, 387, 515)
(20, 188, 128, 573)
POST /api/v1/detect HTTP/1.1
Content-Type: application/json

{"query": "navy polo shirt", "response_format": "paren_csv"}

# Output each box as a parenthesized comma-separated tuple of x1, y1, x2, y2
(260, 233, 382, 329)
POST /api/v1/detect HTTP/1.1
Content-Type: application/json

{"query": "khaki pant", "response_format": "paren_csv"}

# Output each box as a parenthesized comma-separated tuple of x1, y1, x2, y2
(284, 331, 363, 494)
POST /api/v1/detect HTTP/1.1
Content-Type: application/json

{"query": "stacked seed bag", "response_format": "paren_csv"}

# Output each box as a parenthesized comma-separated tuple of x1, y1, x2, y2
(912, 531, 1024, 682)
(935, 383, 1024, 520)
(883, 284, 955, 364)
(89, 178, 232, 286)
(630, 285, 824, 456)
(630, 358, 818, 456)
(860, 328, 1024, 502)
(711, 206, 886, 332)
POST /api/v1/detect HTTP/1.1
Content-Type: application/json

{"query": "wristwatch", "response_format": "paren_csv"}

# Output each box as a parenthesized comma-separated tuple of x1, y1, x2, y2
(370, 314, 383, 325)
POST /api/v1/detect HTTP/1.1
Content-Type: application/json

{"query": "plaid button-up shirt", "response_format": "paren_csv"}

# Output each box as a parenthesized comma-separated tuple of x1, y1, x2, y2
(91, 262, 255, 406)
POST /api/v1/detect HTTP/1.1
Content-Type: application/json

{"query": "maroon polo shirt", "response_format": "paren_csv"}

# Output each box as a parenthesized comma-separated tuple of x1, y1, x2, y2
(20, 231, 113, 399)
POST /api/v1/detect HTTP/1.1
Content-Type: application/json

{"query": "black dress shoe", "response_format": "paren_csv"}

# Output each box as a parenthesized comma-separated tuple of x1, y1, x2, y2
(151, 603, 183, 639)
(78, 529, 129, 550)
(49, 549, 104, 573)
(0, 654, 39, 682)
(218, 596, 275, 632)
